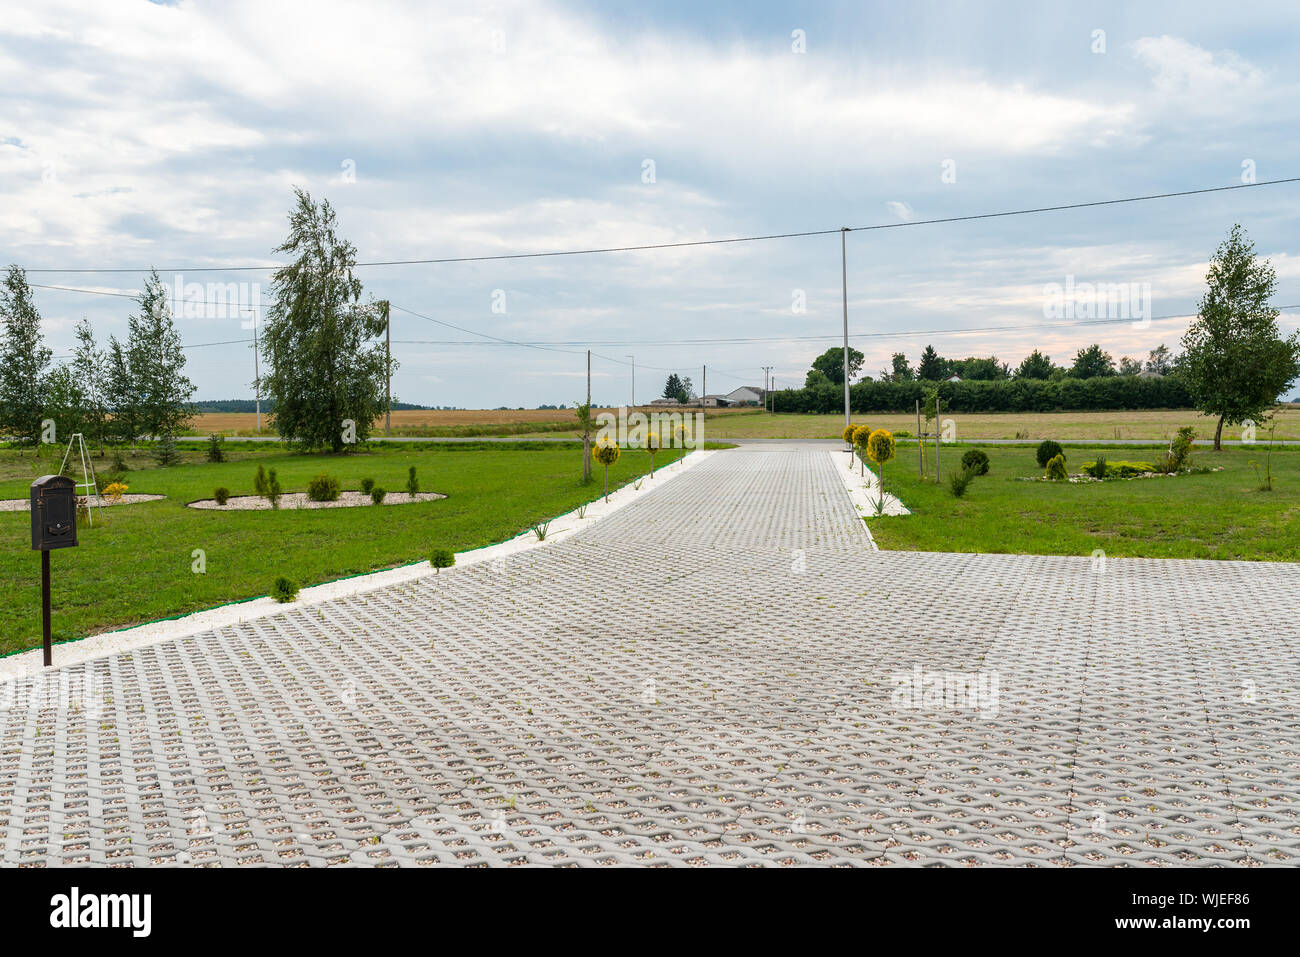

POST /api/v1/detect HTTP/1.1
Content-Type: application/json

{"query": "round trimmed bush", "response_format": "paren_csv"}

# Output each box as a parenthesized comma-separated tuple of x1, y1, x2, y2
(213, 486, 230, 505)
(1036, 440, 1064, 468)
(960, 449, 989, 476)
(1045, 453, 1068, 480)
(429, 547, 455, 572)
(306, 473, 341, 502)
(271, 577, 299, 603)
(866, 428, 896, 465)
(360, 477, 375, 494)
(370, 486, 387, 505)
(841, 424, 858, 444)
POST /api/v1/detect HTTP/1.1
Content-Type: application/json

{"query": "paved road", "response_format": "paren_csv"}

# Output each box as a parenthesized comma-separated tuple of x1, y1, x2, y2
(2, 446, 1296, 866)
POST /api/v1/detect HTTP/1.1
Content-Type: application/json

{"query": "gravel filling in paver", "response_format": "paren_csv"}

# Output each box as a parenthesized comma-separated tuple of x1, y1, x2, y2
(188, 491, 446, 510)
(1, 445, 1296, 867)
(0, 493, 164, 512)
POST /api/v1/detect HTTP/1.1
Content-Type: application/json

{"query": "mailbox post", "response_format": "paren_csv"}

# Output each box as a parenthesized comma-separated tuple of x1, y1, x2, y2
(30, 475, 78, 667)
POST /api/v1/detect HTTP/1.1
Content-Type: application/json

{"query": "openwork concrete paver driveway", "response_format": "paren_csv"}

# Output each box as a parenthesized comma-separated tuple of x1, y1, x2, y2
(2, 446, 1297, 866)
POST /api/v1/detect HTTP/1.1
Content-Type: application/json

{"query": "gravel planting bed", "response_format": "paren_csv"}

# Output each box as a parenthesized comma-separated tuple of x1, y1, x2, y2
(0, 493, 165, 512)
(189, 490, 447, 510)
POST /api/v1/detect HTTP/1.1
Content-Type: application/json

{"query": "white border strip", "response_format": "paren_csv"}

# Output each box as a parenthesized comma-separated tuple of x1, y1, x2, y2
(828, 448, 909, 551)
(2, 449, 717, 678)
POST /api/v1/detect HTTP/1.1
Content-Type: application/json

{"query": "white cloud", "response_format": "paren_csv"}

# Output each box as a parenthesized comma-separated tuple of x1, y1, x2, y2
(1132, 35, 1265, 109)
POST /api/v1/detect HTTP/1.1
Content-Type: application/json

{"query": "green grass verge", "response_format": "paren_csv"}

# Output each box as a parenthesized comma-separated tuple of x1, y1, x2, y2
(0, 443, 690, 655)
(865, 443, 1300, 561)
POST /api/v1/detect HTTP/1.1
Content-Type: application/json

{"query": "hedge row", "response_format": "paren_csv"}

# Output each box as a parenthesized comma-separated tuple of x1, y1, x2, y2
(771, 375, 1192, 414)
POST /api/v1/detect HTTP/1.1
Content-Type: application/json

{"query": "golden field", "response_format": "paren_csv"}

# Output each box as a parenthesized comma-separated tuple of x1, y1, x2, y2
(186, 406, 1298, 441)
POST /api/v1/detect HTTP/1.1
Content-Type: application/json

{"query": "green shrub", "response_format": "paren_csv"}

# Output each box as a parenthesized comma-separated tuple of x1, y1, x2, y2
(1081, 459, 1156, 479)
(213, 486, 230, 505)
(1045, 453, 1068, 480)
(406, 465, 419, 498)
(429, 547, 455, 571)
(360, 477, 375, 494)
(153, 434, 180, 467)
(111, 450, 129, 473)
(1168, 426, 1195, 471)
(1036, 439, 1064, 467)
(270, 577, 299, 603)
(206, 432, 225, 463)
(960, 449, 989, 475)
(306, 473, 341, 502)
(370, 486, 387, 504)
(949, 468, 976, 497)
(254, 464, 269, 497)
(267, 468, 282, 509)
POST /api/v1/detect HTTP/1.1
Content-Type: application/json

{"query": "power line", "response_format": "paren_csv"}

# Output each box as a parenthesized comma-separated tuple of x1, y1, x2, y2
(386, 306, 1299, 348)
(19, 177, 1300, 274)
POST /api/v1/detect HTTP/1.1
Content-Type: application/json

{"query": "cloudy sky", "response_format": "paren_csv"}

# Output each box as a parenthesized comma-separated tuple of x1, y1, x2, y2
(3, 0, 1299, 406)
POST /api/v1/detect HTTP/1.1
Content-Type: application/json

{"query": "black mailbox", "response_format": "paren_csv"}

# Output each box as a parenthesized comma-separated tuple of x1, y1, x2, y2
(31, 475, 78, 551)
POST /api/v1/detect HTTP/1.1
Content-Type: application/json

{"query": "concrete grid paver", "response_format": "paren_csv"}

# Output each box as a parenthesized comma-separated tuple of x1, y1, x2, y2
(1, 446, 1297, 866)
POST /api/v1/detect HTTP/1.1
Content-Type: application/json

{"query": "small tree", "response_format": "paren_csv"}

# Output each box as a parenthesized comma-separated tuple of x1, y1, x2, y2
(1014, 349, 1053, 380)
(866, 429, 897, 494)
(267, 468, 283, 509)
(1146, 344, 1174, 375)
(851, 424, 873, 475)
(593, 439, 621, 502)
(406, 465, 419, 498)
(645, 431, 660, 477)
(575, 399, 596, 483)
(73, 318, 108, 454)
(41, 364, 86, 447)
(104, 335, 139, 449)
(0, 265, 51, 453)
(1180, 224, 1300, 450)
(1070, 344, 1116, 379)
(130, 270, 196, 441)
(841, 423, 857, 452)
(810, 346, 864, 386)
(263, 188, 389, 452)
(916, 344, 947, 381)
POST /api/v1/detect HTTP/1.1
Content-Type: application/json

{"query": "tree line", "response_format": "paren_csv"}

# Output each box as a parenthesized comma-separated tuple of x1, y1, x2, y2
(805, 341, 1174, 388)
(793, 225, 1299, 447)
(0, 267, 195, 454)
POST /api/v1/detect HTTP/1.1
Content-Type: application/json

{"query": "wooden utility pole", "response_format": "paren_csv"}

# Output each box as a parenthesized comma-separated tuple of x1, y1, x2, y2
(382, 300, 392, 436)
(916, 399, 923, 478)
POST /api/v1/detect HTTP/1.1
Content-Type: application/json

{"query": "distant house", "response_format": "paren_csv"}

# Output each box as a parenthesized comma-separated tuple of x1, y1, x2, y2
(724, 386, 765, 406)
(1137, 369, 1161, 378)
(649, 397, 681, 406)
(702, 394, 731, 407)
(946, 374, 962, 383)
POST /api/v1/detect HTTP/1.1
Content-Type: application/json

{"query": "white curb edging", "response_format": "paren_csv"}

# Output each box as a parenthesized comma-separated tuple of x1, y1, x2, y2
(1, 449, 718, 678)
(828, 448, 909, 551)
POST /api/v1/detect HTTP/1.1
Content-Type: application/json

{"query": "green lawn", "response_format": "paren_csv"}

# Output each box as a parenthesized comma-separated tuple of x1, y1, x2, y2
(866, 443, 1300, 561)
(0, 440, 689, 655)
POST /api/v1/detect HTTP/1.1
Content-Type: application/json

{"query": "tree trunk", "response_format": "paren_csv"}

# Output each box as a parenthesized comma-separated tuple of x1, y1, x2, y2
(1214, 415, 1224, 451)
(603, 465, 609, 502)
(583, 432, 590, 483)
